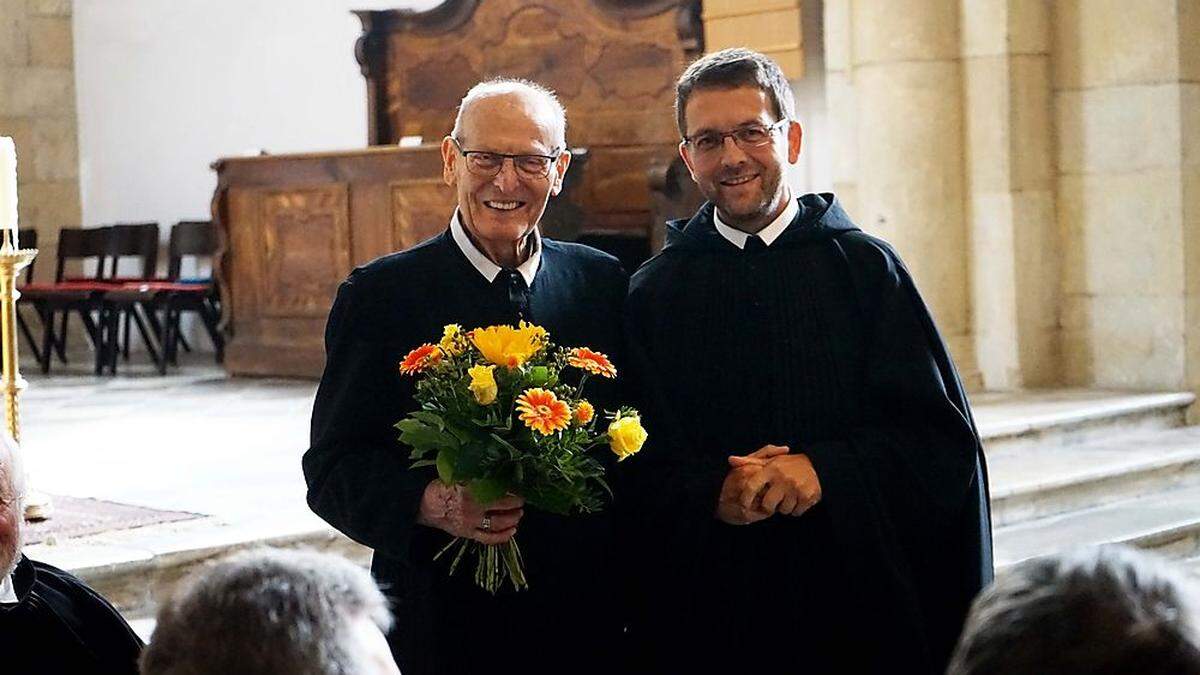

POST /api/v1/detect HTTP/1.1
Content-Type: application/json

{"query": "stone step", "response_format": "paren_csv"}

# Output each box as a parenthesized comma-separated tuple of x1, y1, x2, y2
(975, 390, 1194, 454)
(28, 513, 371, 621)
(988, 426, 1200, 526)
(993, 482, 1200, 571)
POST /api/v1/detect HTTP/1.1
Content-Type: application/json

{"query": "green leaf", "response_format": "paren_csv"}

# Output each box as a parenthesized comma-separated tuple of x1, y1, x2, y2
(468, 477, 508, 505)
(409, 459, 437, 469)
(411, 411, 446, 430)
(436, 447, 458, 483)
(398, 420, 460, 453)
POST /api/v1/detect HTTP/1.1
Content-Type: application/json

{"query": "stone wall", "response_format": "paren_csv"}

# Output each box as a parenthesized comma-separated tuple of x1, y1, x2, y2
(825, 0, 1199, 418)
(0, 0, 79, 280)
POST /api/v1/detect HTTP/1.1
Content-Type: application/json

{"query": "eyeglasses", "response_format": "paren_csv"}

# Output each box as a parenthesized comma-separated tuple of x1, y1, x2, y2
(451, 138, 561, 180)
(682, 119, 789, 155)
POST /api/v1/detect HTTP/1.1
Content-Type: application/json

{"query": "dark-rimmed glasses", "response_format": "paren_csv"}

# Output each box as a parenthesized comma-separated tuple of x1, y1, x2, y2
(682, 119, 789, 156)
(451, 138, 561, 180)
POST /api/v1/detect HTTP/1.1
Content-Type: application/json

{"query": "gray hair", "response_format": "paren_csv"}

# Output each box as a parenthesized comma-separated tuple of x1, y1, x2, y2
(674, 47, 796, 137)
(0, 434, 24, 578)
(141, 548, 394, 675)
(949, 545, 1200, 675)
(450, 77, 567, 149)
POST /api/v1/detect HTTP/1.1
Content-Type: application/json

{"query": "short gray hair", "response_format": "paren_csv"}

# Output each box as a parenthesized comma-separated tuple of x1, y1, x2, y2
(0, 434, 25, 578)
(450, 77, 567, 149)
(949, 546, 1200, 674)
(141, 548, 394, 675)
(674, 47, 796, 137)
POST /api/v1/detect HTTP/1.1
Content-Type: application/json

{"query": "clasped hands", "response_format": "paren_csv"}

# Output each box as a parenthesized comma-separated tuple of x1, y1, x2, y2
(715, 444, 822, 525)
(418, 481, 525, 545)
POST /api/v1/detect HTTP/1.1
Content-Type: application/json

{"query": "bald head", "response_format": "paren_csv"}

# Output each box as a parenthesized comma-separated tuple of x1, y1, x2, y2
(0, 434, 24, 578)
(451, 78, 567, 150)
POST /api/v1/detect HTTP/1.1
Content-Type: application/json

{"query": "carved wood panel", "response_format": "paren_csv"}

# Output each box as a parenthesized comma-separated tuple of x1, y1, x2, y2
(356, 0, 702, 237)
(258, 185, 352, 318)
(389, 178, 457, 251)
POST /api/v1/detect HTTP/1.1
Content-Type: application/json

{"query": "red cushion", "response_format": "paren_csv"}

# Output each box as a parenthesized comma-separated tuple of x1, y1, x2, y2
(118, 281, 210, 293)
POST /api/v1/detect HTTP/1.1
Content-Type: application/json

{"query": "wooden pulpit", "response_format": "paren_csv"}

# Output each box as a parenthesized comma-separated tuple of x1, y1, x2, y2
(213, 0, 702, 378)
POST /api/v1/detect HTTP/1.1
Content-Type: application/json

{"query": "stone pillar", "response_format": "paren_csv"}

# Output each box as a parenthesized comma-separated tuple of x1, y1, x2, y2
(832, 0, 979, 386)
(0, 0, 81, 281)
(1054, 0, 1196, 416)
(962, 0, 1058, 389)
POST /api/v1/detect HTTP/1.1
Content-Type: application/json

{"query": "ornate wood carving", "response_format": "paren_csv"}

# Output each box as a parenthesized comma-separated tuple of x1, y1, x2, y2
(356, 0, 703, 236)
(258, 185, 352, 319)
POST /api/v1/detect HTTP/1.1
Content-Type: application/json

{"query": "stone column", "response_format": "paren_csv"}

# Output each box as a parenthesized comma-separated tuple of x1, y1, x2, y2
(962, 0, 1058, 389)
(1054, 0, 1197, 418)
(835, 0, 979, 386)
(0, 0, 81, 281)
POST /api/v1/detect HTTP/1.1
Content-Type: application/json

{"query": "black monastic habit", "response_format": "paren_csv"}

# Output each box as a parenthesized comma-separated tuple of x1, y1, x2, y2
(0, 555, 143, 674)
(304, 230, 627, 675)
(621, 194, 993, 674)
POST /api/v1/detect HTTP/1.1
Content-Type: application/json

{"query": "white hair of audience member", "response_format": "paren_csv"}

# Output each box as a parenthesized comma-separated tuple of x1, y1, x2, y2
(450, 77, 568, 149)
(948, 545, 1200, 675)
(0, 433, 26, 579)
(141, 547, 400, 675)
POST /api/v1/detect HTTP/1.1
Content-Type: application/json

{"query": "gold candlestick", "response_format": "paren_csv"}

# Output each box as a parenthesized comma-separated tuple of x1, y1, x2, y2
(0, 235, 49, 520)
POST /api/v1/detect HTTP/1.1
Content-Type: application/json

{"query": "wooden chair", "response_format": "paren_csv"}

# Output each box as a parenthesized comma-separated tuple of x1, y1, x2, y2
(97, 222, 163, 373)
(18, 227, 111, 374)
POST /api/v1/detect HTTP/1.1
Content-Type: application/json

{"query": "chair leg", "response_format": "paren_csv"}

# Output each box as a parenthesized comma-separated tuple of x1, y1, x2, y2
(40, 309, 55, 374)
(129, 304, 164, 373)
(55, 311, 70, 363)
(122, 310, 132, 361)
(16, 308, 44, 369)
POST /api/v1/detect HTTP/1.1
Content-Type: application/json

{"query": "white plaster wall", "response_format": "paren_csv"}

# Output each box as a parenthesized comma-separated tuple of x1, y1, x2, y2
(73, 0, 438, 233)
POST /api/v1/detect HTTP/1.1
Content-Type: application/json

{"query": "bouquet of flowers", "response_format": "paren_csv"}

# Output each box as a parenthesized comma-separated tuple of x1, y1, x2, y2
(396, 322, 646, 594)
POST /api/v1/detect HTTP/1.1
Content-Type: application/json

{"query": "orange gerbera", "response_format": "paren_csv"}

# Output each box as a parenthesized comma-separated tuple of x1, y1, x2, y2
(568, 348, 617, 379)
(573, 400, 595, 425)
(399, 343, 442, 375)
(515, 388, 572, 436)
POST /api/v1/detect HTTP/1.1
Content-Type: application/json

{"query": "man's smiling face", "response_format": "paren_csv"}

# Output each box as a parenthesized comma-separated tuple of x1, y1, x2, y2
(679, 86, 801, 232)
(442, 91, 568, 255)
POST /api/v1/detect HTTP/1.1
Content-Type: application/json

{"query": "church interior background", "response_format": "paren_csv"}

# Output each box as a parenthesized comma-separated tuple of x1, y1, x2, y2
(2, 0, 1198, 637)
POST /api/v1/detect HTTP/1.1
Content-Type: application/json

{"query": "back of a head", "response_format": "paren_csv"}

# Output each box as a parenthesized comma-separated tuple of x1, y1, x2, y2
(141, 548, 395, 675)
(948, 546, 1200, 675)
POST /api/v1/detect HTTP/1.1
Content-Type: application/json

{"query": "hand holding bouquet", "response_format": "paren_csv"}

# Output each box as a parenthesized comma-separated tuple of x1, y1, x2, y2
(396, 322, 646, 593)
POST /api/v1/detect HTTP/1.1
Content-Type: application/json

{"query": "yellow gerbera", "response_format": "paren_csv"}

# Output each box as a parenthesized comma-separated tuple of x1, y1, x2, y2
(471, 323, 544, 368)
(515, 388, 572, 436)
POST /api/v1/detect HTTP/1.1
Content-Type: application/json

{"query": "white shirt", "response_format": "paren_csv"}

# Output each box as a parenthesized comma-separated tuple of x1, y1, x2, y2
(713, 196, 799, 249)
(0, 571, 16, 604)
(449, 210, 542, 286)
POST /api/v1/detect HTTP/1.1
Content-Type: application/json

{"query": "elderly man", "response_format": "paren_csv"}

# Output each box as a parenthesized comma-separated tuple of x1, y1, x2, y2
(141, 548, 400, 675)
(949, 546, 1200, 674)
(304, 78, 626, 675)
(622, 48, 992, 673)
(0, 435, 143, 672)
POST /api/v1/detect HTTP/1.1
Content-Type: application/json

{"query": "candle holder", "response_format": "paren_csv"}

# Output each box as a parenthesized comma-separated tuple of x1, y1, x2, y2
(0, 234, 50, 520)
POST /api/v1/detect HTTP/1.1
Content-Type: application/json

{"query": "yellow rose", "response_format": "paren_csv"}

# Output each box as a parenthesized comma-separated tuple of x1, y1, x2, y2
(467, 365, 498, 405)
(607, 415, 647, 461)
(439, 324, 465, 355)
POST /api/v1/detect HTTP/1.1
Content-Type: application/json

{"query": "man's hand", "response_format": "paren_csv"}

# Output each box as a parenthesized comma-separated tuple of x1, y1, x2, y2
(728, 452, 822, 517)
(416, 481, 525, 545)
(715, 444, 789, 525)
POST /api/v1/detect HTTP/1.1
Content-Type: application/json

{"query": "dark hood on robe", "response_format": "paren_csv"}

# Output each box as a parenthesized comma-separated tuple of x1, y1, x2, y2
(661, 192, 860, 252)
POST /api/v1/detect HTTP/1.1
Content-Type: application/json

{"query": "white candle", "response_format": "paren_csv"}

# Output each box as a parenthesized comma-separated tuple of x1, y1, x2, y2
(0, 137, 17, 247)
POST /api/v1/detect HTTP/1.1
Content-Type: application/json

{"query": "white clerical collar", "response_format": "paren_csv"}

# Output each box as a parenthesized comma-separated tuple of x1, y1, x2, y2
(0, 571, 16, 604)
(449, 210, 541, 286)
(713, 196, 799, 249)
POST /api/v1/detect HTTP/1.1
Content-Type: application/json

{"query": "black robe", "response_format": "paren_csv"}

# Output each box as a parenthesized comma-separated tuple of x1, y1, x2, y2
(621, 194, 992, 674)
(0, 555, 143, 674)
(304, 230, 628, 675)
